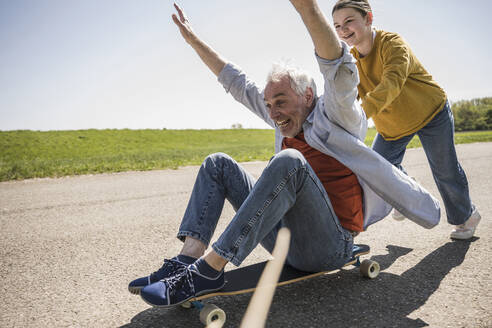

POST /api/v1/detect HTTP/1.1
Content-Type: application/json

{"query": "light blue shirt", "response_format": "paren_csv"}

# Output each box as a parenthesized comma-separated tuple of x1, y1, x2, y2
(218, 42, 440, 229)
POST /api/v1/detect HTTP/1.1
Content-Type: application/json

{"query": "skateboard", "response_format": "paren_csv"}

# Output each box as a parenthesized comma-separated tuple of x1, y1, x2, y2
(181, 244, 380, 326)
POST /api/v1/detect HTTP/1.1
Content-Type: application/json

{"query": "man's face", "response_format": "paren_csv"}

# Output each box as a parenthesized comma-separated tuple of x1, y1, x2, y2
(264, 76, 313, 138)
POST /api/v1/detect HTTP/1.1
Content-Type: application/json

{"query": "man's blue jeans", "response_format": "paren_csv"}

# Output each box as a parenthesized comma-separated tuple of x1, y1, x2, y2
(177, 149, 354, 272)
(372, 101, 472, 225)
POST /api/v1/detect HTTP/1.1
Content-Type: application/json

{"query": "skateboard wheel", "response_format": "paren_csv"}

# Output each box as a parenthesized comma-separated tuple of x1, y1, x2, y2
(181, 301, 192, 309)
(360, 259, 380, 279)
(199, 304, 226, 326)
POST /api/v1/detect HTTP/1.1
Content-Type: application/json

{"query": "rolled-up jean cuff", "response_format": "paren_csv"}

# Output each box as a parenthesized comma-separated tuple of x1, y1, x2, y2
(176, 231, 210, 247)
(212, 243, 242, 267)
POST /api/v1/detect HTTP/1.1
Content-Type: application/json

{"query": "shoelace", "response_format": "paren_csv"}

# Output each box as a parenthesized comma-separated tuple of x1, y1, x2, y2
(163, 265, 196, 299)
(151, 258, 184, 278)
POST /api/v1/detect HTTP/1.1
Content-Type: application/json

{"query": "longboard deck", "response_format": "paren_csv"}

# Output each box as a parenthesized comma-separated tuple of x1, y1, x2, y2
(194, 244, 369, 301)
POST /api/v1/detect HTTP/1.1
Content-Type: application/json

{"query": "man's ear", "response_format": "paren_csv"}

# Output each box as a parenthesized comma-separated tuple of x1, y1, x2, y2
(304, 87, 314, 108)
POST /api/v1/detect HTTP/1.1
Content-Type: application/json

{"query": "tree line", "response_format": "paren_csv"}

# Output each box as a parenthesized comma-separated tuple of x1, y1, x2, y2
(228, 97, 492, 132)
(451, 97, 492, 131)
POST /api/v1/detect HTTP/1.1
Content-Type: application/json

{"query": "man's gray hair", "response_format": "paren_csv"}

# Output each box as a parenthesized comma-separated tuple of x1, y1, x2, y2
(266, 62, 317, 98)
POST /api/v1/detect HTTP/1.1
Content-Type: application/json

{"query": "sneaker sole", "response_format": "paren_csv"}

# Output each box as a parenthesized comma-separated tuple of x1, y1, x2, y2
(129, 286, 143, 295)
(450, 212, 481, 240)
(450, 227, 476, 240)
(392, 211, 406, 221)
(140, 281, 227, 308)
(450, 232, 474, 240)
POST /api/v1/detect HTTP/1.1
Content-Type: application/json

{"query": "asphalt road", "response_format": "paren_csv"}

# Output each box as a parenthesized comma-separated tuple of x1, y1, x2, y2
(1, 142, 491, 328)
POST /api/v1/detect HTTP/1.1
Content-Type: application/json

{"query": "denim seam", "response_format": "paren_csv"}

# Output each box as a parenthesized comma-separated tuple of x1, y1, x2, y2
(198, 162, 220, 227)
(305, 169, 345, 235)
(229, 166, 249, 211)
(432, 175, 469, 224)
(231, 165, 300, 263)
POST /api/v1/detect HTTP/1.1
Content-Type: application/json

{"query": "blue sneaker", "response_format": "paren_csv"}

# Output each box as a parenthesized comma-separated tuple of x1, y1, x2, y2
(128, 257, 192, 295)
(140, 263, 225, 307)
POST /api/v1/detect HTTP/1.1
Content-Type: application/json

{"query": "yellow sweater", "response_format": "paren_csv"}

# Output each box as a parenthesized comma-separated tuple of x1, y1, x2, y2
(351, 30, 447, 140)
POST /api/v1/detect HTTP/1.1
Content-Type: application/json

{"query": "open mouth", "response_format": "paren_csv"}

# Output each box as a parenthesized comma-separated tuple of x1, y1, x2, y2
(276, 119, 290, 128)
(343, 32, 355, 40)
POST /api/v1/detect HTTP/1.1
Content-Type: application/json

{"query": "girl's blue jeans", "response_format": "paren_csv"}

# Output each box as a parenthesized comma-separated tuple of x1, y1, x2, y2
(177, 149, 353, 272)
(372, 101, 473, 225)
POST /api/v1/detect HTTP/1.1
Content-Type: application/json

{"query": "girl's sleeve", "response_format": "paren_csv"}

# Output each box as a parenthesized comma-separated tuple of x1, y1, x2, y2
(362, 35, 412, 118)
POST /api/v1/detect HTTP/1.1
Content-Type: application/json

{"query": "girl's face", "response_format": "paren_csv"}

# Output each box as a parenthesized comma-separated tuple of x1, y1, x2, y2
(332, 7, 372, 47)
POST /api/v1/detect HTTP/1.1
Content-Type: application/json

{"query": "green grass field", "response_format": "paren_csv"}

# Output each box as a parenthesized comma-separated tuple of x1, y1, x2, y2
(1, 128, 491, 181)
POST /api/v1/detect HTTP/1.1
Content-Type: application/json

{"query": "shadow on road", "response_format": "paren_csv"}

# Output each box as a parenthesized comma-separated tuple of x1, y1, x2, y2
(121, 239, 476, 328)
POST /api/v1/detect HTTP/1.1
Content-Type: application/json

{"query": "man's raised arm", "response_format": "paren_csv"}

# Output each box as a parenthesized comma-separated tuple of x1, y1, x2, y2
(171, 3, 274, 127)
(290, 0, 342, 60)
(172, 3, 226, 76)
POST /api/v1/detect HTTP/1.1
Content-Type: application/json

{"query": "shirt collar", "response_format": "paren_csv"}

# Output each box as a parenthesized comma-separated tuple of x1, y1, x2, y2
(305, 97, 320, 125)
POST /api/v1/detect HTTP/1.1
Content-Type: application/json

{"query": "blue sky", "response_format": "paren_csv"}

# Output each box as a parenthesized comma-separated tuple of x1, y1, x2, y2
(1, 0, 491, 131)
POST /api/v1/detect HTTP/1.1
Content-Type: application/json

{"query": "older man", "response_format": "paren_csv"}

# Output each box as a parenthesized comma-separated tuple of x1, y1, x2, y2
(129, 0, 440, 307)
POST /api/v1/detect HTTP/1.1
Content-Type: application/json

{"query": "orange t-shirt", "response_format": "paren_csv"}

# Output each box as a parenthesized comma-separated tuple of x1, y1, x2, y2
(282, 133, 364, 232)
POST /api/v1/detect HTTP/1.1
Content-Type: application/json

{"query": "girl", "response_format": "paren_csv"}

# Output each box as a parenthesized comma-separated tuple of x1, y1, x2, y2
(331, 0, 480, 239)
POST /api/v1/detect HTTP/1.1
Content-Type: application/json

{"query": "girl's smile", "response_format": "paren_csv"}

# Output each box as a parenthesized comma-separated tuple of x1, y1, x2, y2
(333, 7, 373, 56)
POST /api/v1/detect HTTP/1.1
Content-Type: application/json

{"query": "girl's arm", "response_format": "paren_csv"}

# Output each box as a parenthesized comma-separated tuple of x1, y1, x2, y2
(362, 36, 412, 118)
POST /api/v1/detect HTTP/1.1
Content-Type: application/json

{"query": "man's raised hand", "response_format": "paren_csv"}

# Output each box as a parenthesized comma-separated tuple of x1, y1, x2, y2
(170, 3, 226, 77)
(172, 3, 196, 44)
